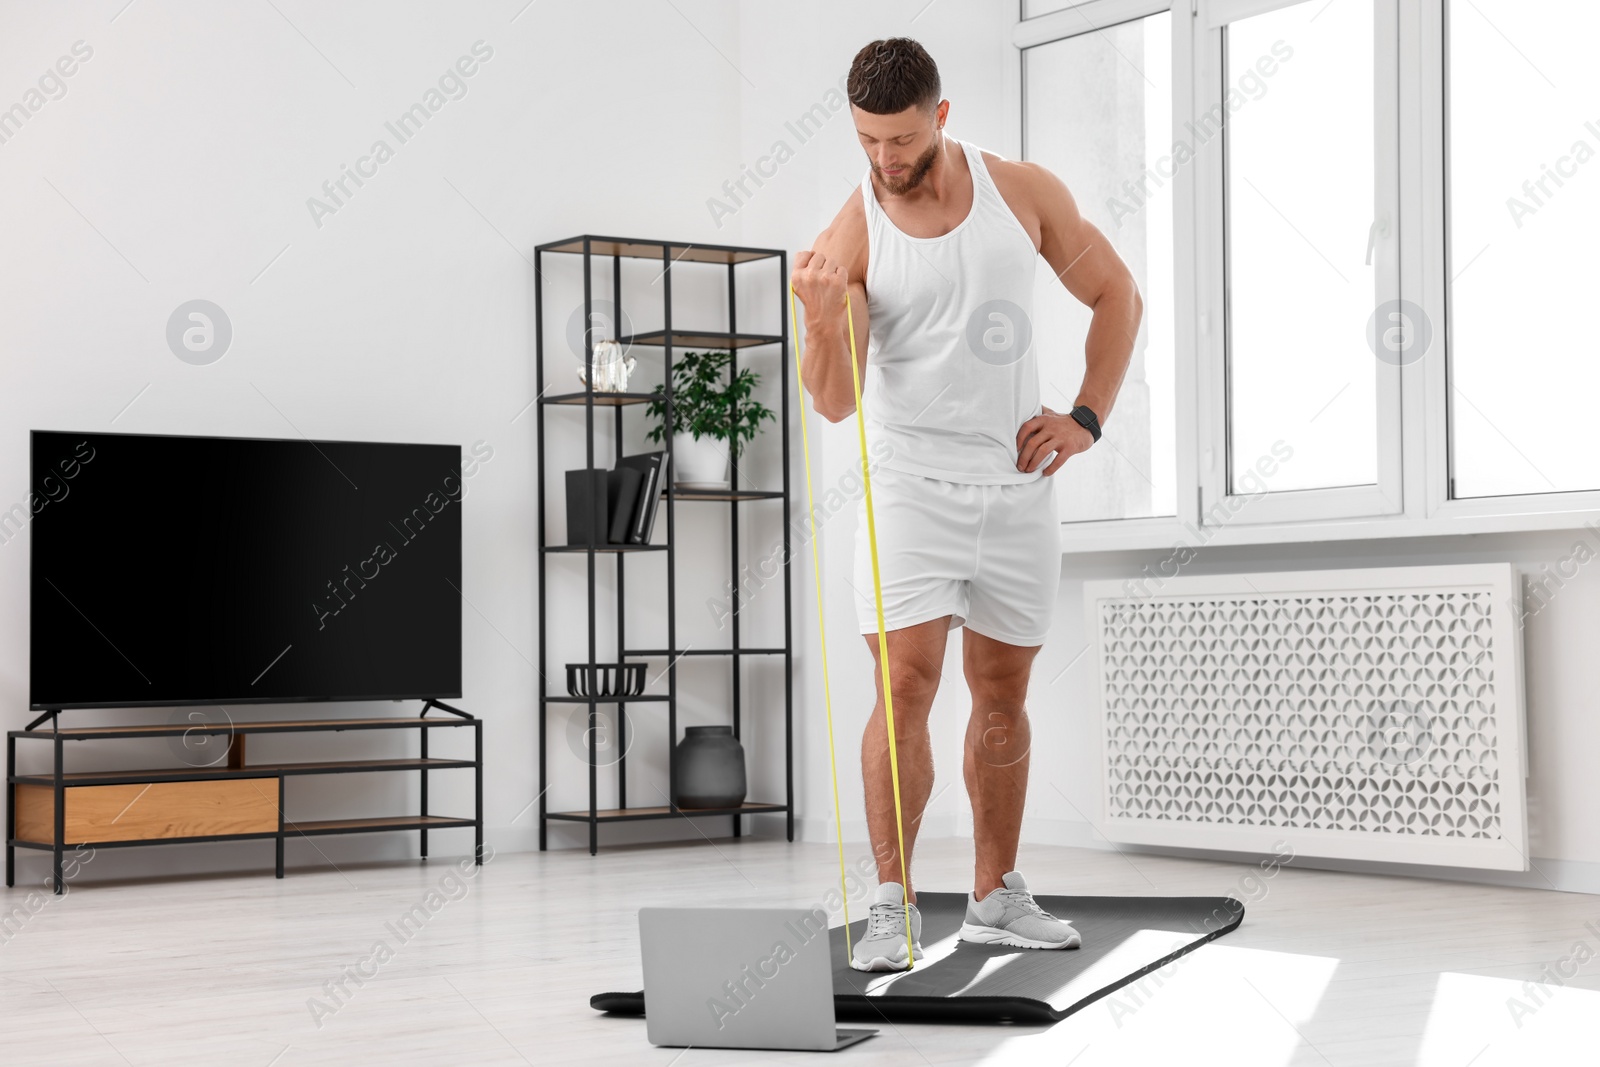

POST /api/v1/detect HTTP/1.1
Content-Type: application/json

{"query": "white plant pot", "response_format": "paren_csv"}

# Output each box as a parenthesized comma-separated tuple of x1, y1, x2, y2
(672, 431, 729, 490)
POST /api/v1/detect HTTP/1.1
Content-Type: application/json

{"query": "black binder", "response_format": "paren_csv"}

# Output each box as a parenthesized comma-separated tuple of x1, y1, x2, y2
(564, 468, 610, 546)
(617, 451, 669, 544)
(606, 466, 643, 544)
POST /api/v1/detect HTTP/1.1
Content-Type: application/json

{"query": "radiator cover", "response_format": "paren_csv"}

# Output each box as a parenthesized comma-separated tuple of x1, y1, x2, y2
(1083, 564, 1528, 870)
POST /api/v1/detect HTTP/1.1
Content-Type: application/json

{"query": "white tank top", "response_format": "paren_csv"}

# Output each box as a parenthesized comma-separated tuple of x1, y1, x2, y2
(862, 138, 1043, 485)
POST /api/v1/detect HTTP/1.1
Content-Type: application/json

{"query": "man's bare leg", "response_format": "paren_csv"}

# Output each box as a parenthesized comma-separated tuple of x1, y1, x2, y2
(862, 616, 950, 904)
(962, 628, 1042, 900)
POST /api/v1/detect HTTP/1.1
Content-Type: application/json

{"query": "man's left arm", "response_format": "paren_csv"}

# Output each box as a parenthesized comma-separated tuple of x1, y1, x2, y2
(1012, 162, 1143, 476)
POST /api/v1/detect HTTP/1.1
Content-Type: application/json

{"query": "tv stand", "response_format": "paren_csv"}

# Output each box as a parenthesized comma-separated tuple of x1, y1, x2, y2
(7, 703, 483, 894)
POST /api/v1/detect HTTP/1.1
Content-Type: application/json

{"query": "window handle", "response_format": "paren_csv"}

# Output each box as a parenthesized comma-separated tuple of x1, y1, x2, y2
(1365, 217, 1390, 266)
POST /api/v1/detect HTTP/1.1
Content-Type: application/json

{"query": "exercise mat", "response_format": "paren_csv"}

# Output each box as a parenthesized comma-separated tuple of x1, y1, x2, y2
(591, 892, 1244, 1024)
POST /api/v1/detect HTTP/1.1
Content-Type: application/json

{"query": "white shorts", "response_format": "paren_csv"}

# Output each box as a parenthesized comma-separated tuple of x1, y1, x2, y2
(852, 466, 1062, 647)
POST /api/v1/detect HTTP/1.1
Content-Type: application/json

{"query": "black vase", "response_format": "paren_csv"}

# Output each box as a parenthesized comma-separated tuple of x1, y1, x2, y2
(674, 725, 747, 810)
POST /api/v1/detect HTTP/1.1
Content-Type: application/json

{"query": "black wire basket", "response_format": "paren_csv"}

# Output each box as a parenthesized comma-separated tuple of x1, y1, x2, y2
(565, 662, 646, 698)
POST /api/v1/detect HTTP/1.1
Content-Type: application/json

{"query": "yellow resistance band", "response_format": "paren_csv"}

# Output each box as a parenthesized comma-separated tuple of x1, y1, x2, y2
(790, 285, 914, 969)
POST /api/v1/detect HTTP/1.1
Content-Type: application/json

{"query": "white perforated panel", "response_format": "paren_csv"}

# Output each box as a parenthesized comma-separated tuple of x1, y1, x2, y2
(1083, 565, 1528, 870)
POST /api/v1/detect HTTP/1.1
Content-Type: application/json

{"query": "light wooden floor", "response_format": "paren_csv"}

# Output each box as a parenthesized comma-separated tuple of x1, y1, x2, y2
(1, 835, 1596, 1065)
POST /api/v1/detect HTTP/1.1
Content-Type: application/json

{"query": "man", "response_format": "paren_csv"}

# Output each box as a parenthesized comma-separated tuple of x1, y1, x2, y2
(791, 38, 1141, 972)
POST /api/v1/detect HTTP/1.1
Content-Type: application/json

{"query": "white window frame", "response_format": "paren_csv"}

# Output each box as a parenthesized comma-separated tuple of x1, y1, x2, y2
(1018, 0, 1195, 545)
(1201, 0, 1404, 525)
(1016, 0, 1600, 555)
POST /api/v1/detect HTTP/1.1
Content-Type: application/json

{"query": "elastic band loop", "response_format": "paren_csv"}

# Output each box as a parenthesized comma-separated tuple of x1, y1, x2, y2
(842, 291, 914, 968)
(789, 285, 855, 961)
(789, 284, 914, 969)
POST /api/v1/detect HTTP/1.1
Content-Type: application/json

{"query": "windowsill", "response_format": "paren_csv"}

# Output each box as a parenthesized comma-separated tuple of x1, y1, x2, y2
(1058, 505, 1600, 556)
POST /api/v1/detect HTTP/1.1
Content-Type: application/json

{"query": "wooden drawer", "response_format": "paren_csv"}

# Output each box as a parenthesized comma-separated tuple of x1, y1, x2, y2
(14, 778, 281, 844)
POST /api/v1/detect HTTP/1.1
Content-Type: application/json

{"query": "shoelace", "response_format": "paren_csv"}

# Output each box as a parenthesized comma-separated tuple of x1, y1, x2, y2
(866, 902, 910, 939)
(991, 888, 1063, 922)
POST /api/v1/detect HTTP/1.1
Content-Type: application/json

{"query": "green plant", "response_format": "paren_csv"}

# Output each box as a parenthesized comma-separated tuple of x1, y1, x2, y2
(645, 350, 776, 459)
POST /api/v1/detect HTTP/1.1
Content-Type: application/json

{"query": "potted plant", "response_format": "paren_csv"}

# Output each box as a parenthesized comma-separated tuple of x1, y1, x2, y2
(645, 350, 776, 489)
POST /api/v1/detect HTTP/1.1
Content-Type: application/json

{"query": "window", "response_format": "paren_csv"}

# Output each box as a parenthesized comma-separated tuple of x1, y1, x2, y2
(1202, 0, 1404, 525)
(1225, 0, 1379, 495)
(1446, 0, 1600, 499)
(1024, 10, 1178, 522)
(1023, 0, 1098, 19)
(1014, 0, 1600, 551)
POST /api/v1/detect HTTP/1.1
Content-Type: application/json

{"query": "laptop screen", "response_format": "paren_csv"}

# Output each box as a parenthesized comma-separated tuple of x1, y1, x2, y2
(639, 906, 840, 1051)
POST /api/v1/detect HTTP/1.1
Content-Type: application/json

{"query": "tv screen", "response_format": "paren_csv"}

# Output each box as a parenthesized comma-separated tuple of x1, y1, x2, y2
(29, 431, 463, 710)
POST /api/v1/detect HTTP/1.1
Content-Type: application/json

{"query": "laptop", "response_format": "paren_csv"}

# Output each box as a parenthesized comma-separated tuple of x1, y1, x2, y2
(639, 907, 878, 1052)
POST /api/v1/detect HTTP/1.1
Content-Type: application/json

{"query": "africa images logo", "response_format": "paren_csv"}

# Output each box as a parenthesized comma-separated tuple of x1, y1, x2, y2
(1365, 298, 1432, 367)
(166, 300, 232, 365)
(965, 299, 1032, 367)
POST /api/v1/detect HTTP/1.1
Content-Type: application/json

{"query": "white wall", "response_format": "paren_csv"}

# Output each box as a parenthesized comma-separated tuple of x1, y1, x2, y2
(0, 0, 755, 879)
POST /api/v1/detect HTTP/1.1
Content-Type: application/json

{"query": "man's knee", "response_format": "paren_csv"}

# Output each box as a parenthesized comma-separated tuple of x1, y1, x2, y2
(964, 634, 1039, 704)
(884, 658, 941, 709)
(965, 663, 1030, 707)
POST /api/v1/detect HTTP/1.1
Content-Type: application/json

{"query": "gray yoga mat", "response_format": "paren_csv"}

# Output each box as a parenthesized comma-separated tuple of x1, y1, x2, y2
(592, 892, 1244, 1024)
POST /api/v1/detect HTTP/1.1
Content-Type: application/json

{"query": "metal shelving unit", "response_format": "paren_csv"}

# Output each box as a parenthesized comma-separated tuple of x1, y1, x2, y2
(534, 234, 794, 855)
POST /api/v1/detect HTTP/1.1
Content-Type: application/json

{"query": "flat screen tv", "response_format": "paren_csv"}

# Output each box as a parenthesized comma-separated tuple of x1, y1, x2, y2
(29, 430, 463, 710)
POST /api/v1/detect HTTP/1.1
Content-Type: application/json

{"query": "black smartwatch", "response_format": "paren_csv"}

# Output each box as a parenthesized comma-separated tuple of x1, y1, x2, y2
(1068, 404, 1102, 443)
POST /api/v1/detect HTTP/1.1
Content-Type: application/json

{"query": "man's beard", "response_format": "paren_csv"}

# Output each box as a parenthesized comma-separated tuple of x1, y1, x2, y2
(874, 140, 939, 196)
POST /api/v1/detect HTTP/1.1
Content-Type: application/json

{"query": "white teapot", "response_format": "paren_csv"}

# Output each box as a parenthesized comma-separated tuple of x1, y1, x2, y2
(577, 340, 637, 393)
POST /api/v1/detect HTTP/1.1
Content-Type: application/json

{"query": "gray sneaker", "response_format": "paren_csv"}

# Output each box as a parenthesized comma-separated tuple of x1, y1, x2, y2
(959, 871, 1081, 949)
(849, 882, 924, 972)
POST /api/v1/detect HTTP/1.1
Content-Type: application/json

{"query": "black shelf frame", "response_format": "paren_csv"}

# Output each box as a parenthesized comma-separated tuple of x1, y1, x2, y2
(544, 801, 788, 824)
(534, 234, 794, 855)
(6, 700, 482, 894)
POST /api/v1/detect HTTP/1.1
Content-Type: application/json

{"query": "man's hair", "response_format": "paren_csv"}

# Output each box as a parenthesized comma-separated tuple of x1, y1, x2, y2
(847, 38, 940, 115)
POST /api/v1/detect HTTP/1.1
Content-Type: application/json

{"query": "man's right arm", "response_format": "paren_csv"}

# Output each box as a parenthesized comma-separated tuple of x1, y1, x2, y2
(791, 202, 870, 423)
